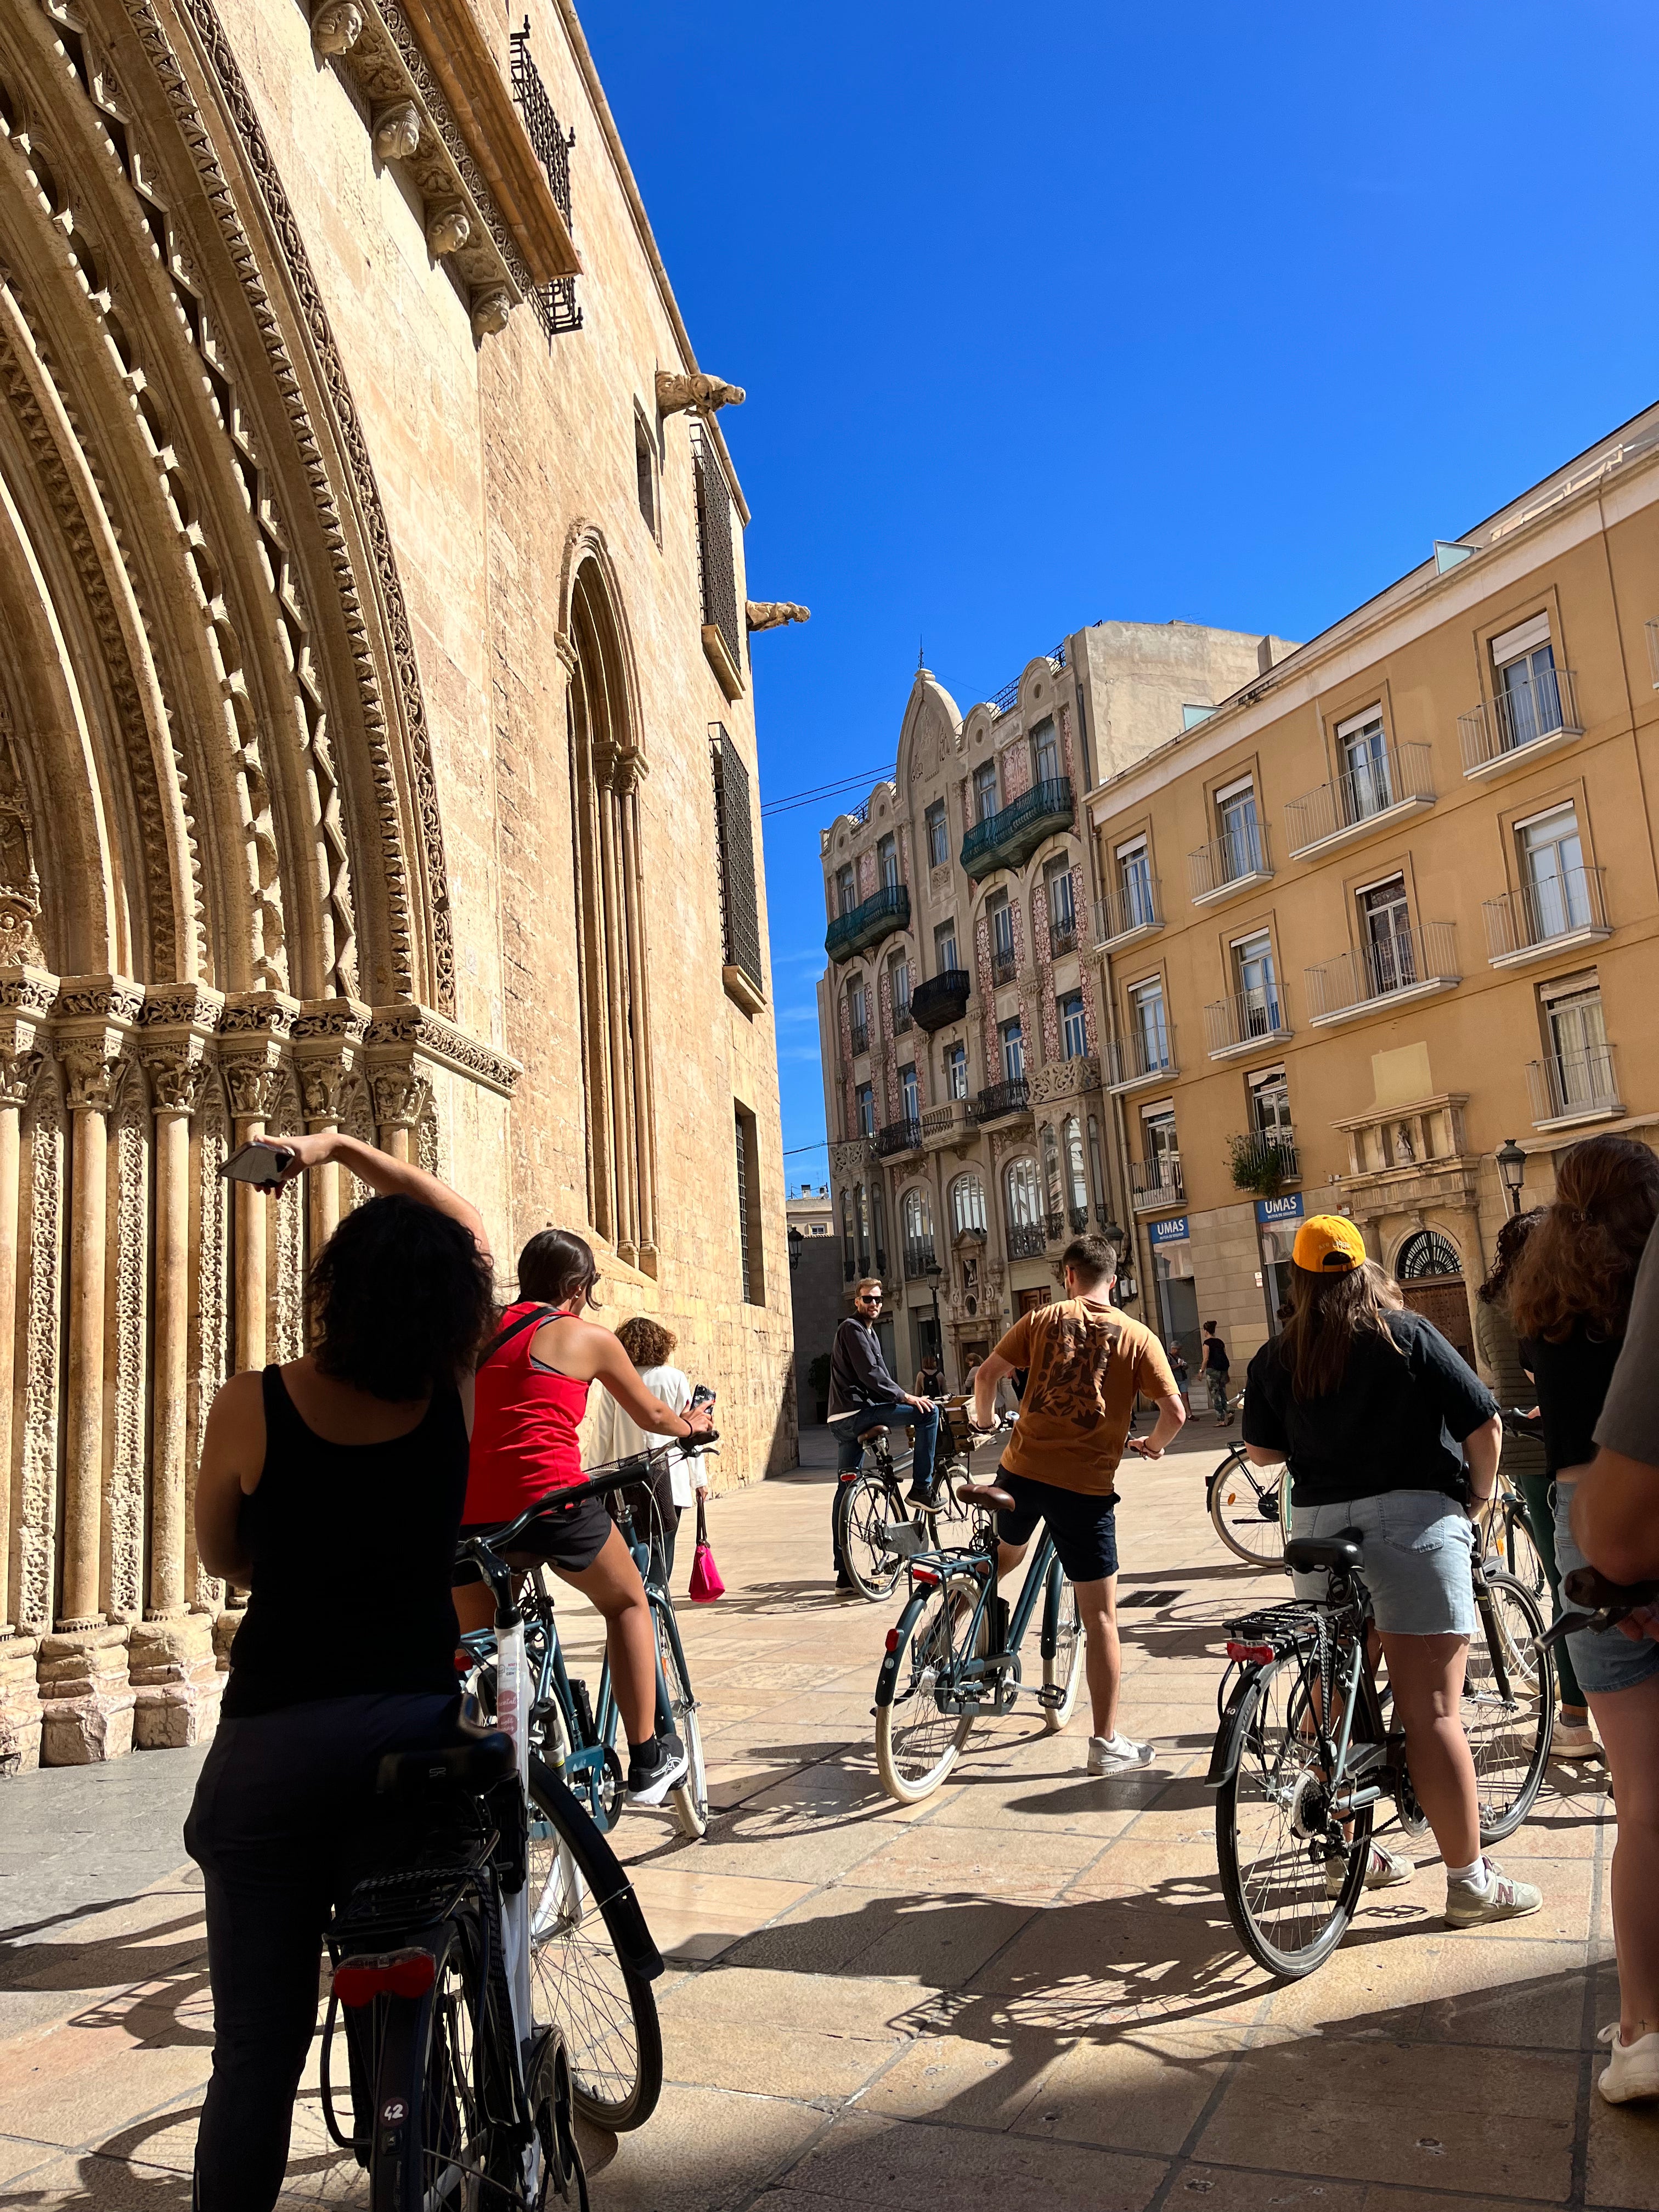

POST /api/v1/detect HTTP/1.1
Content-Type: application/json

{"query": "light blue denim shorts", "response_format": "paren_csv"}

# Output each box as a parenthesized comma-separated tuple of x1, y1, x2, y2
(1553, 1483, 1659, 1697)
(1290, 1491, 1476, 1637)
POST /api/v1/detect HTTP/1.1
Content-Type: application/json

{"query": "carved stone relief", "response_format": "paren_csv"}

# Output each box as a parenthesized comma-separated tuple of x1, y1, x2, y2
(16, 1065, 64, 1633)
(106, 1062, 150, 1623)
(189, 1073, 230, 1612)
(0, 711, 43, 970)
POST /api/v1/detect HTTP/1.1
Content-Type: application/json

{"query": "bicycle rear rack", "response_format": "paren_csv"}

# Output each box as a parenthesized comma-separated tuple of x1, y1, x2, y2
(1222, 1601, 1325, 1664)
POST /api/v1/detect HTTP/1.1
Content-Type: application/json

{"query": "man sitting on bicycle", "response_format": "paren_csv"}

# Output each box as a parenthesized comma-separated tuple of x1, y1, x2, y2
(969, 1233, 1186, 1774)
(828, 1280, 942, 1564)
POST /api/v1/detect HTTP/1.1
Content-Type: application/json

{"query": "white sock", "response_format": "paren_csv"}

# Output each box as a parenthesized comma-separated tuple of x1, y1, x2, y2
(1446, 1856, 1486, 1886)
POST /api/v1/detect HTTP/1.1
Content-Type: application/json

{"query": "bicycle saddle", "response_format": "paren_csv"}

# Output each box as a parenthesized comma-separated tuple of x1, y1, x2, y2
(957, 1481, 1016, 1512)
(1283, 1535, 1363, 1576)
(376, 1728, 515, 1799)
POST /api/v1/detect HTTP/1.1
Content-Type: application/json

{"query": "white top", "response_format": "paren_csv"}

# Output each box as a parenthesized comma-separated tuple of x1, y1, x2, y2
(585, 1363, 706, 1508)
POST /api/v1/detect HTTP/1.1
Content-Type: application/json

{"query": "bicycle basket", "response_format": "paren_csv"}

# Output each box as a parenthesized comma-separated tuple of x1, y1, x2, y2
(881, 1521, 930, 1559)
(1222, 1602, 1324, 1664)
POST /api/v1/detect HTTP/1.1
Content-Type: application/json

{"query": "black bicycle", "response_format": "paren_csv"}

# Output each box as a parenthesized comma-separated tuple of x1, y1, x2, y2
(832, 1415, 971, 1600)
(1209, 1527, 1553, 1977)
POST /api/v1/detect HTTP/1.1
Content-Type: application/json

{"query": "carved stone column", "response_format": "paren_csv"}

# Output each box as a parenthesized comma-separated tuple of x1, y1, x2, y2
(41, 977, 140, 1763)
(367, 1057, 428, 1165)
(219, 994, 298, 1376)
(0, 966, 52, 1773)
(293, 997, 369, 1254)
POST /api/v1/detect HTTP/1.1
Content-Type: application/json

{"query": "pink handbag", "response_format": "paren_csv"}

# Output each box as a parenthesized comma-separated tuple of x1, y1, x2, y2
(687, 1496, 725, 1602)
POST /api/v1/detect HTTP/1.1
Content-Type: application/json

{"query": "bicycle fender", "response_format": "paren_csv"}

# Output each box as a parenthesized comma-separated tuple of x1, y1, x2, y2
(1206, 1666, 1262, 1787)
(527, 1755, 665, 1982)
(874, 1591, 930, 1710)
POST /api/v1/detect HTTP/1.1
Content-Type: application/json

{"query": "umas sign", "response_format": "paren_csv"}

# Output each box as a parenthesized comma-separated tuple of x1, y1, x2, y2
(1255, 1193, 1305, 1227)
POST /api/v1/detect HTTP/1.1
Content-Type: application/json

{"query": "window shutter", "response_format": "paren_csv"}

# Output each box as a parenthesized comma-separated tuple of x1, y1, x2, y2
(712, 725, 763, 991)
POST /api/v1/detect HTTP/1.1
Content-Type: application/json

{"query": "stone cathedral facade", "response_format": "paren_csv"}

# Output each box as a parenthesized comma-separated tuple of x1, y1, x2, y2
(0, 0, 797, 1768)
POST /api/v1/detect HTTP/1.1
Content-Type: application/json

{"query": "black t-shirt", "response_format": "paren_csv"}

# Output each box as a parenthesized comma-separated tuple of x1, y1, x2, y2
(1203, 1335, 1230, 1375)
(1519, 1323, 1624, 1477)
(1242, 1310, 1497, 1509)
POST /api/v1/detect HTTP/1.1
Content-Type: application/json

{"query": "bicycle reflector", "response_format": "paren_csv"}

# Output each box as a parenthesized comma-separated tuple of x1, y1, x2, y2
(332, 1949, 437, 2007)
(1224, 1641, 1276, 1666)
(884, 1627, 901, 1654)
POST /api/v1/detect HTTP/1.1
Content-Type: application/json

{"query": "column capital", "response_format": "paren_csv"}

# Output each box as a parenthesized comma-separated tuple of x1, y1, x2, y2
(140, 1039, 211, 1118)
(218, 990, 299, 1130)
(292, 996, 370, 1128)
(53, 977, 140, 1117)
(0, 1045, 40, 1109)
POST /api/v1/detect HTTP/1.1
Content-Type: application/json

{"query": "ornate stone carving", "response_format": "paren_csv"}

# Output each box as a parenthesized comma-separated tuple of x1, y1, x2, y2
(745, 601, 810, 631)
(655, 371, 745, 416)
(0, 714, 43, 969)
(831, 1139, 874, 1175)
(1029, 1056, 1102, 1107)
(107, 1070, 149, 1623)
(270, 1072, 307, 1363)
(16, 1070, 64, 1633)
(190, 1077, 230, 1613)
(369, 1064, 429, 1130)
(427, 203, 471, 256)
(364, 1003, 520, 1097)
(311, 0, 365, 54)
(222, 1058, 284, 1125)
(58, 1038, 127, 1116)
(373, 99, 422, 160)
(0, 1048, 40, 1110)
(471, 287, 512, 340)
(143, 1048, 209, 1117)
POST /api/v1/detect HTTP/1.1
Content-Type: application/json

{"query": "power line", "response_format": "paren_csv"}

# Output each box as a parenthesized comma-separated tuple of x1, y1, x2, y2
(760, 764, 896, 819)
(782, 1139, 829, 1156)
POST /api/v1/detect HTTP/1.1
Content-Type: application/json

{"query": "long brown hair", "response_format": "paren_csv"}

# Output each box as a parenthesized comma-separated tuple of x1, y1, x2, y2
(1509, 1135, 1659, 1343)
(1279, 1259, 1404, 1401)
(1477, 1206, 1546, 1306)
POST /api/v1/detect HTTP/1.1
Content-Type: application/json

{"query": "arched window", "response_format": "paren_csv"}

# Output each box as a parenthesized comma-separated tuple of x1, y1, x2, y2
(951, 1170, 987, 1236)
(902, 1186, 933, 1243)
(568, 561, 656, 1270)
(1064, 1115, 1089, 1217)
(1005, 1156, 1041, 1229)
(841, 1187, 854, 1276)
(1041, 1123, 1064, 1218)
(1397, 1229, 1462, 1280)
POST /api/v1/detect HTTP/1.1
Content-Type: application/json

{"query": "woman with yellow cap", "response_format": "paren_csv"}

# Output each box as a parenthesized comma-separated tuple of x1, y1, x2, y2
(1241, 1214, 1543, 1929)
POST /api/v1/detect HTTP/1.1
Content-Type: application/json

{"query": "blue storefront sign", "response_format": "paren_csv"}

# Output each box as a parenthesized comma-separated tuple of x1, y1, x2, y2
(1255, 1193, 1305, 1228)
(1147, 1215, 1189, 1246)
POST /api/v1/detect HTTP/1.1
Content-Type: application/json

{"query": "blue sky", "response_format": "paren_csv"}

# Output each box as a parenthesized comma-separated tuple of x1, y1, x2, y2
(583, 1, 1659, 1193)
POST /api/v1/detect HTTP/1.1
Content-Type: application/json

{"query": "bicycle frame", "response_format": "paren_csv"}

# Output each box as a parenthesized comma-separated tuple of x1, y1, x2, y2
(889, 1522, 1062, 1717)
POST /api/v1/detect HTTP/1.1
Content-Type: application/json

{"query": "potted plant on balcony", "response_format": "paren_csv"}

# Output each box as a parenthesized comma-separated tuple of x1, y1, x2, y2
(1227, 1131, 1286, 1199)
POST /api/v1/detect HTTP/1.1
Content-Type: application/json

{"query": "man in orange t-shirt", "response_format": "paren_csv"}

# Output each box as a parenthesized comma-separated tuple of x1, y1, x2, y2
(971, 1233, 1186, 1774)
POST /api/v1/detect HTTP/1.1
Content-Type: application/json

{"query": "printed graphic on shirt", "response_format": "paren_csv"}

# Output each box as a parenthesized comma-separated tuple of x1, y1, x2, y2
(1024, 1311, 1116, 1432)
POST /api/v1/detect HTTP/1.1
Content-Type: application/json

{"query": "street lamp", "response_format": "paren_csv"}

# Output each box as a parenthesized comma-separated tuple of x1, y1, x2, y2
(1496, 1138, 1528, 1218)
(924, 1257, 945, 1379)
(788, 1222, 804, 1271)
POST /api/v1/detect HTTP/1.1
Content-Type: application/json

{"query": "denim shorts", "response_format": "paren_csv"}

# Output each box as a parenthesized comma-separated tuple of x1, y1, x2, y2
(1290, 1491, 1476, 1637)
(1553, 1482, 1659, 1697)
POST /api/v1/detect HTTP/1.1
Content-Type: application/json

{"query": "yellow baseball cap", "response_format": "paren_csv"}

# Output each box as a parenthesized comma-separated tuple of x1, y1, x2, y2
(1291, 1214, 1367, 1274)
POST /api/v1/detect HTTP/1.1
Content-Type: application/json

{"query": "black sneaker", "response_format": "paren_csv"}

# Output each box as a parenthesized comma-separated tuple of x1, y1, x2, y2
(627, 1733, 690, 1807)
(906, 1476, 940, 1506)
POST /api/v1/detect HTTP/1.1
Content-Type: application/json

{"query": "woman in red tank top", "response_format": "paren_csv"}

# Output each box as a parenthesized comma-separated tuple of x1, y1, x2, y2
(456, 1228, 712, 1805)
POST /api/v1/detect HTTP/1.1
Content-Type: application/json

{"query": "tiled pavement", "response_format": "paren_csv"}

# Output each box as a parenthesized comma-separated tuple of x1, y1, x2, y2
(0, 1422, 1653, 2209)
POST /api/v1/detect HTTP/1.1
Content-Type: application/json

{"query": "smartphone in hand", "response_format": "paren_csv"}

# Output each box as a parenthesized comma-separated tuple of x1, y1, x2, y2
(219, 1141, 294, 1190)
(690, 1383, 716, 1412)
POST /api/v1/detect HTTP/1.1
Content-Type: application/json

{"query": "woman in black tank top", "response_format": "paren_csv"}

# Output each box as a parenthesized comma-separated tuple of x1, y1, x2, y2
(184, 1131, 494, 2212)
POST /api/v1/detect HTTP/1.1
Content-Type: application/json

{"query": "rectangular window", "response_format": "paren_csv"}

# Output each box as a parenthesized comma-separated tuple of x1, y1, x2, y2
(934, 919, 958, 974)
(974, 761, 999, 822)
(1144, 1107, 1180, 1189)
(926, 799, 948, 867)
(1492, 614, 1561, 751)
(945, 1042, 967, 1099)
(1118, 837, 1154, 931)
(1032, 716, 1060, 786)
(1059, 991, 1087, 1060)
(900, 1063, 919, 1119)
(855, 1081, 874, 1136)
(1335, 705, 1391, 823)
(734, 1104, 764, 1305)
(848, 982, 868, 1058)
(988, 891, 1014, 978)
(1358, 876, 1414, 996)
(692, 423, 741, 674)
(1232, 929, 1281, 1034)
(890, 955, 911, 1018)
(836, 865, 856, 917)
(1519, 804, 1592, 939)
(1215, 778, 1262, 879)
(634, 410, 656, 536)
(1542, 973, 1610, 1109)
(1000, 1018, 1024, 1084)
(1045, 856, 1076, 947)
(710, 725, 763, 991)
(878, 832, 899, 891)
(1250, 1065, 1293, 1139)
(1130, 977, 1170, 1072)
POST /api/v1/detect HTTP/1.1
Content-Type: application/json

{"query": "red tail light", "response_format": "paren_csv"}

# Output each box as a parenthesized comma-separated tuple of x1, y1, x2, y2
(884, 1627, 901, 1653)
(1225, 1641, 1275, 1666)
(333, 1949, 437, 2007)
(914, 1568, 939, 1588)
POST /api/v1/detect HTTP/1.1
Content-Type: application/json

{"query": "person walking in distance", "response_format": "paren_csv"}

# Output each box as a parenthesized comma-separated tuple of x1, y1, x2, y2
(828, 1279, 942, 1573)
(969, 1234, 1186, 1773)
(586, 1314, 706, 1591)
(1201, 1320, 1232, 1426)
(915, 1348, 946, 1398)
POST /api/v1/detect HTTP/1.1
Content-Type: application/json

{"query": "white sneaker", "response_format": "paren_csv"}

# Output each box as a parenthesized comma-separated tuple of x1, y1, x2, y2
(1597, 2022, 1659, 2105)
(1552, 1718, 1599, 1760)
(1086, 1733, 1154, 1775)
(1443, 1858, 1543, 1927)
(1325, 1842, 1413, 1899)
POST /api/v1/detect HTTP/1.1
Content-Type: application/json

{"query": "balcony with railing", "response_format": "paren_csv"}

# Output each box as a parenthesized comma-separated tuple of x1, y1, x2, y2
(1188, 821, 1274, 907)
(961, 777, 1075, 880)
(1458, 665, 1582, 778)
(1104, 1026, 1177, 1095)
(903, 1235, 939, 1278)
(921, 1098, 973, 1149)
(892, 1005, 914, 1035)
(1205, 984, 1294, 1061)
(1131, 1158, 1185, 1211)
(1305, 921, 1460, 1026)
(1050, 920, 1079, 958)
(990, 949, 1018, 986)
(1527, 1042, 1624, 1131)
(1284, 742, 1436, 861)
(848, 1020, 870, 1058)
(825, 883, 910, 962)
(1068, 1205, 1091, 1233)
(988, 640, 1068, 720)
(1094, 876, 1163, 950)
(876, 1117, 923, 1159)
(911, 969, 971, 1031)
(1044, 1211, 1066, 1243)
(1227, 1130, 1300, 1194)
(1006, 1221, 1048, 1259)
(1483, 865, 1611, 968)
(974, 1077, 1031, 1125)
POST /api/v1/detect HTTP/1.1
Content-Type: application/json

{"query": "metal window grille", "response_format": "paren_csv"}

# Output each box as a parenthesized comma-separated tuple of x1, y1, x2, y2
(710, 724, 763, 988)
(735, 1107, 763, 1304)
(507, 23, 582, 336)
(691, 425, 742, 673)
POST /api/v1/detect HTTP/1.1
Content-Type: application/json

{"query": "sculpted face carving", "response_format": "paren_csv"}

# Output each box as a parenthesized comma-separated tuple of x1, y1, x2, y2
(470, 288, 511, 340)
(309, 0, 364, 55)
(371, 101, 421, 162)
(744, 601, 810, 633)
(426, 204, 472, 258)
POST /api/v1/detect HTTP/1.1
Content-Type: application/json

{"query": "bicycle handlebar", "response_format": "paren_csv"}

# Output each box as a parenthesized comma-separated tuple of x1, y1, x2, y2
(1533, 1561, 1659, 1652)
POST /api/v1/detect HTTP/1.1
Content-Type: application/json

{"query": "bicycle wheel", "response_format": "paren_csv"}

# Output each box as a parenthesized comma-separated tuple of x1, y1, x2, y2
(526, 1757, 663, 2132)
(833, 1471, 904, 1600)
(1041, 1565, 1084, 1733)
(1216, 1655, 1371, 1978)
(1496, 1499, 1548, 1605)
(1209, 1449, 1287, 1568)
(656, 1604, 708, 1841)
(1465, 1568, 1554, 1844)
(876, 1571, 989, 1804)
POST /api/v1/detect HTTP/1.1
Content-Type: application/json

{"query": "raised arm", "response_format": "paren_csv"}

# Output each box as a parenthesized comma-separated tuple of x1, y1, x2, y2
(255, 1130, 492, 1263)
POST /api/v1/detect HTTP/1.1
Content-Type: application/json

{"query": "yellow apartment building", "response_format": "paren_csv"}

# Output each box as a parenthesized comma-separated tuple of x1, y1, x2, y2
(1087, 406, 1659, 1380)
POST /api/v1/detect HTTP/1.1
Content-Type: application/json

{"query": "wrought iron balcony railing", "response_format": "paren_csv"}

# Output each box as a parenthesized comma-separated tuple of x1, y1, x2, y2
(1044, 1212, 1065, 1242)
(1131, 1158, 1185, 1210)
(1283, 741, 1436, 858)
(1006, 1221, 1047, 1259)
(903, 1236, 938, 1278)
(1188, 821, 1273, 903)
(1305, 921, 1459, 1024)
(991, 951, 1017, 986)
(911, 969, 971, 1031)
(975, 1078, 1031, 1123)
(876, 1117, 923, 1158)
(1458, 665, 1582, 776)
(988, 640, 1068, 720)
(1228, 1130, 1300, 1192)
(508, 25, 582, 336)
(960, 777, 1075, 881)
(1483, 865, 1610, 965)
(1094, 876, 1163, 946)
(1105, 1027, 1176, 1093)
(825, 884, 910, 962)
(1050, 921, 1079, 958)
(1205, 984, 1293, 1059)
(848, 1020, 870, 1058)
(1527, 1043, 1623, 1127)
(892, 1005, 914, 1035)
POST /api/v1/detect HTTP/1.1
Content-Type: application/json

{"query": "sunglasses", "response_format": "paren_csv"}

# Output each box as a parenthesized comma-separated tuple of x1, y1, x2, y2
(858, 1294, 883, 1306)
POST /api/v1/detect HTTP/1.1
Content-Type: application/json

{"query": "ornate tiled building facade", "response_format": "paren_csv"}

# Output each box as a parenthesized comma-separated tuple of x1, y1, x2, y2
(0, 0, 795, 1769)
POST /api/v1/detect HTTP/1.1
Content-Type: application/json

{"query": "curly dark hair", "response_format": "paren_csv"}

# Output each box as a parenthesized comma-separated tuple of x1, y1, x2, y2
(1509, 1135, 1659, 1344)
(1477, 1207, 1547, 1306)
(616, 1316, 676, 1370)
(309, 1196, 495, 1400)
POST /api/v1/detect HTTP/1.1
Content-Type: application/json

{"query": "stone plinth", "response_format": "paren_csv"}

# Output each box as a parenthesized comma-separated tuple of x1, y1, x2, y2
(38, 1623, 136, 1764)
(129, 1613, 223, 1750)
(0, 1632, 43, 1774)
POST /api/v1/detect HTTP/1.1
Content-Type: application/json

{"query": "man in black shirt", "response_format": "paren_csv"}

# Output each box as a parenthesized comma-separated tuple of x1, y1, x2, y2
(1200, 1321, 1232, 1426)
(828, 1280, 941, 1545)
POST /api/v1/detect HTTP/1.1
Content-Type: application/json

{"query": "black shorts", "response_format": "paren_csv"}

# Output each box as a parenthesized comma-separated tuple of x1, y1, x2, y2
(995, 1468, 1119, 1583)
(455, 1494, 613, 1579)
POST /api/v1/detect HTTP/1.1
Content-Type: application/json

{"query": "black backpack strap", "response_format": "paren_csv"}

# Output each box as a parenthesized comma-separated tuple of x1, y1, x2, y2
(475, 1304, 556, 1373)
